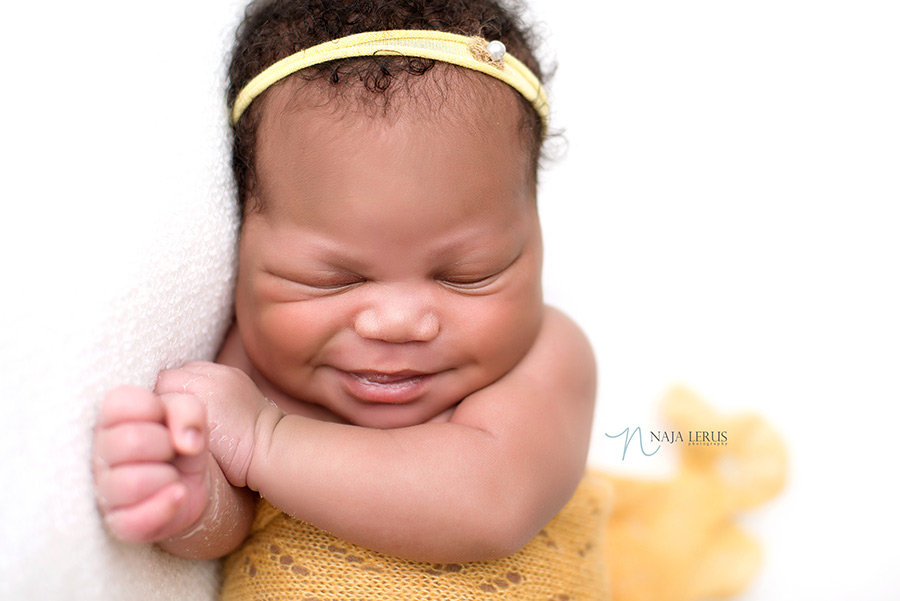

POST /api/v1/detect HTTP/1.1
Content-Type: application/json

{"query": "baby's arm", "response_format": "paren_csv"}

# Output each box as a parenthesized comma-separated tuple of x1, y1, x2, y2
(92, 386, 255, 559)
(157, 306, 595, 562)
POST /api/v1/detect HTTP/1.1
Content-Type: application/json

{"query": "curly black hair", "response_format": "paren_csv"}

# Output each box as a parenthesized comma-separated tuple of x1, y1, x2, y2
(227, 0, 549, 211)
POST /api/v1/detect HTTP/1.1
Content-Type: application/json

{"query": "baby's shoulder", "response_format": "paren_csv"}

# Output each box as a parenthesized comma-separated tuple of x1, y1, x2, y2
(537, 305, 594, 357)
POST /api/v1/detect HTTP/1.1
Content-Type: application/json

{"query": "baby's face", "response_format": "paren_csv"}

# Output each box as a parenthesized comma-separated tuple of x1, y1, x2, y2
(235, 80, 543, 428)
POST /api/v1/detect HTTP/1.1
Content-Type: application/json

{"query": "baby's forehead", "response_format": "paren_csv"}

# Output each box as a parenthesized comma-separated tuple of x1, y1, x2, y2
(262, 63, 530, 140)
(242, 63, 540, 218)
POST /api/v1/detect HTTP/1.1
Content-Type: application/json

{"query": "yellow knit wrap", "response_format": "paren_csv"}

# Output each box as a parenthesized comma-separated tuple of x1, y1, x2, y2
(219, 389, 787, 601)
(221, 471, 610, 601)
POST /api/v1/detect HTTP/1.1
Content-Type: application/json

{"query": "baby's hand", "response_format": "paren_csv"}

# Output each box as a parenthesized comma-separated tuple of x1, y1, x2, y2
(92, 386, 210, 544)
(154, 362, 274, 489)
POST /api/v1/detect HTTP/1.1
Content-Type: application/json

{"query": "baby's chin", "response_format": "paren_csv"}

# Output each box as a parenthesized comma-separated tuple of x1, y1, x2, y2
(336, 401, 458, 430)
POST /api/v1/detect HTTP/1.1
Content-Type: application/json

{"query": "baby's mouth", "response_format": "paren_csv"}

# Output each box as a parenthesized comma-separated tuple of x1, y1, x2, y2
(339, 370, 433, 404)
(352, 371, 425, 385)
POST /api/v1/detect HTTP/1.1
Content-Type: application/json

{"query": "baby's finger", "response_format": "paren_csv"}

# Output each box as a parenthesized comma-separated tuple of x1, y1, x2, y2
(160, 392, 207, 456)
(155, 363, 215, 395)
(103, 481, 188, 544)
(93, 421, 174, 467)
(97, 386, 165, 428)
(96, 463, 180, 512)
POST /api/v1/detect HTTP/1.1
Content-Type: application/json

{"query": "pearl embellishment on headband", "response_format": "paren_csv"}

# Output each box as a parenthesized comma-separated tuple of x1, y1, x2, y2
(487, 40, 507, 62)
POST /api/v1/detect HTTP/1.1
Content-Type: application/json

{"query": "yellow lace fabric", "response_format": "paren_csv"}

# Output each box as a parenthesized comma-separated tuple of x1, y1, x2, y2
(221, 471, 610, 601)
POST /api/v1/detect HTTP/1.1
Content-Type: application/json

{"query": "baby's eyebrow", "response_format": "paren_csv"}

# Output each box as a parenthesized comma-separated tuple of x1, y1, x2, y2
(309, 244, 383, 275)
(429, 225, 523, 254)
(304, 253, 370, 274)
(277, 222, 525, 269)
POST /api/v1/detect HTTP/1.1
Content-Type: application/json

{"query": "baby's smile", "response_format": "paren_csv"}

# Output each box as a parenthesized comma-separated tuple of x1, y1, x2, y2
(337, 369, 437, 404)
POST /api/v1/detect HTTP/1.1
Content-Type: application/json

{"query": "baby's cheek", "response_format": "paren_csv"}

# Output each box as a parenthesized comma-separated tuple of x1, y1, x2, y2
(483, 300, 541, 363)
(244, 305, 300, 364)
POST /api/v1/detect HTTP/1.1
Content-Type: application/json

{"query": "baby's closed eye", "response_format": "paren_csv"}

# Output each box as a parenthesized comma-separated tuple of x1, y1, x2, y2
(435, 251, 522, 292)
(436, 271, 504, 290)
(265, 267, 366, 294)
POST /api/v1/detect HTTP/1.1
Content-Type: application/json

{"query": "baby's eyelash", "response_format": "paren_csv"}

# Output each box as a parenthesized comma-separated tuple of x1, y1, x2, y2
(268, 268, 365, 291)
(437, 271, 503, 290)
(438, 252, 521, 291)
(307, 275, 366, 290)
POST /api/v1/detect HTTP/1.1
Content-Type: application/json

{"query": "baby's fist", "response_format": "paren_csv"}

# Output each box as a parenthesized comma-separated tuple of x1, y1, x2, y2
(92, 385, 210, 544)
(155, 362, 273, 488)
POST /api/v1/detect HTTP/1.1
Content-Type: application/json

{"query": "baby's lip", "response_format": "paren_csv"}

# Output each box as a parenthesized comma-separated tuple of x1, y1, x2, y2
(350, 370, 428, 383)
(336, 369, 436, 404)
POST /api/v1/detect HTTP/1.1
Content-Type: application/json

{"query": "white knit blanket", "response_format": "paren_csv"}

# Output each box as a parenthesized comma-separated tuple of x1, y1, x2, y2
(0, 1, 244, 599)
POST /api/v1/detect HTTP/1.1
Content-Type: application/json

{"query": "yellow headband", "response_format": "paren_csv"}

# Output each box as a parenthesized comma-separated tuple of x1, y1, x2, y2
(231, 29, 549, 130)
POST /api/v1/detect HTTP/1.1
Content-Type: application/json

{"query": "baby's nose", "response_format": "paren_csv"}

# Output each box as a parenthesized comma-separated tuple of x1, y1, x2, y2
(353, 297, 439, 344)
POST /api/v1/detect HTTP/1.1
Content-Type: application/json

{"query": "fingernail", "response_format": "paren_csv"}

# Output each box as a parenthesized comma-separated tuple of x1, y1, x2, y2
(182, 427, 202, 454)
(171, 483, 186, 503)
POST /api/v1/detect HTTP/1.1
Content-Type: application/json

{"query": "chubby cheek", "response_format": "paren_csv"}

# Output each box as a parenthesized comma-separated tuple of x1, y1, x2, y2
(235, 277, 318, 381)
(235, 275, 267, 362)
(451, 286, 543, 381)
(256, 303, 329, 369)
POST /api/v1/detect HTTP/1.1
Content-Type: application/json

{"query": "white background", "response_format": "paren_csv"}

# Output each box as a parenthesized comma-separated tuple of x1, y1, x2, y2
(529, 1, 900, 599)
(3, 1, 898, 599)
